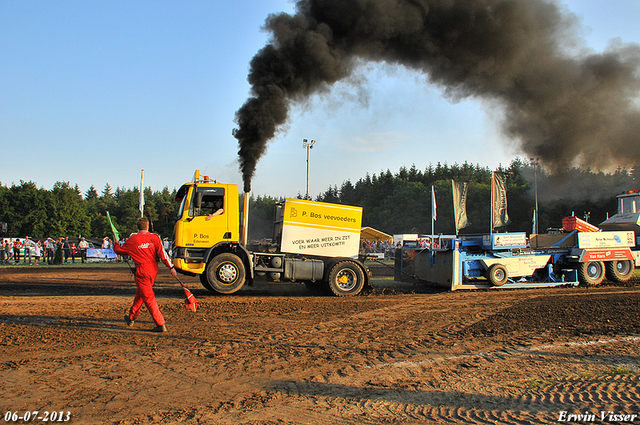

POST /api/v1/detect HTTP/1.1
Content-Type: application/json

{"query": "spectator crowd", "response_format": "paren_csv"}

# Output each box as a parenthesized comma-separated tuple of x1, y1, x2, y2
(0, 236, 114, 265)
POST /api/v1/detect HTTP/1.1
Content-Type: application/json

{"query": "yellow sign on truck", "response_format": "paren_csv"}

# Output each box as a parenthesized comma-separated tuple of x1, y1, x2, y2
(278, 198, 362, 257)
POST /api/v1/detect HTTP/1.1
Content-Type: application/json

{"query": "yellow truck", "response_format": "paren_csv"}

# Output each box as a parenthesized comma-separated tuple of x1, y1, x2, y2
(172, 171, 369, 296)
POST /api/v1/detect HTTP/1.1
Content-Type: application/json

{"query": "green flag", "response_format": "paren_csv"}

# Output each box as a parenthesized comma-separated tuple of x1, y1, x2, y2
(106, 211, 120, 241)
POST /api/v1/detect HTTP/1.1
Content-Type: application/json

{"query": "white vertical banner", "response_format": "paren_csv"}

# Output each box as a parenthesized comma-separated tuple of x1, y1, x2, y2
(431, 185, 437, 236)
(139, 169, 145, 217)
(431, 185, 437, 221)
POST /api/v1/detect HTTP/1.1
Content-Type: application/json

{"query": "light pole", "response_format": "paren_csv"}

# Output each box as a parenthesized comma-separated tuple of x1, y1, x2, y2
(303, 139, 316, 200)
(530, 158, 539, 234)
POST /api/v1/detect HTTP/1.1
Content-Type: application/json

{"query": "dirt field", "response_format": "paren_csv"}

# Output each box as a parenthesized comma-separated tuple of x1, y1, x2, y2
(1, 264, 639, 424)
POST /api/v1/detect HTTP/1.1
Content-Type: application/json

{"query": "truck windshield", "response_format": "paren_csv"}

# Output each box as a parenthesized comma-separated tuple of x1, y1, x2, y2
(620, 196, 639, 214)
(178, 196, 187, 219)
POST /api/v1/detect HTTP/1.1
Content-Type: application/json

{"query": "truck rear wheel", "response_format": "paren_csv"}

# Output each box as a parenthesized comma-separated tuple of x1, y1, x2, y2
(487, 264, 508, 286)
(578, 261, 605, 286)
(605, 260, 635, 282)
(205, 253, 246, 294)
(326, 261, 365, 297)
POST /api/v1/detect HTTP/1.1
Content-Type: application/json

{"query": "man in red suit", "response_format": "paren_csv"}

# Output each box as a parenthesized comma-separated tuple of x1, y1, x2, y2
(113, 217, 177, 332)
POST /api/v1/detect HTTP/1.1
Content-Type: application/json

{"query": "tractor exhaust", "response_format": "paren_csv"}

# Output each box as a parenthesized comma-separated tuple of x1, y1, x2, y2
(241, 191, 250, 246)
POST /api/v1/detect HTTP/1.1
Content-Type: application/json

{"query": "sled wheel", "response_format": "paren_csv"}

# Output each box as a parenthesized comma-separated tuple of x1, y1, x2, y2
(605, 260, 635, 282)
(326, 261, 365, 297)
(487, 264, 508, 286)
(578, 261, 605, 286)
(205, 253, 246, 294)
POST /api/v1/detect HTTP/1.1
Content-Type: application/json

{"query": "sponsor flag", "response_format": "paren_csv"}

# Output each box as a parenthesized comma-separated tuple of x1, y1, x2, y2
(491, 172, 510, 228)
(139, 169, 145, 217)
(532, 209, 536, 235)
(431, 185, 437, 221)
(106, 211, 120, 242)
(452, 180, 470, 233)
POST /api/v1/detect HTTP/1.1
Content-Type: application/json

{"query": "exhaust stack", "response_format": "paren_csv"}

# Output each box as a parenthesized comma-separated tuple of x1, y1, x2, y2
(241, 191, 250, 246)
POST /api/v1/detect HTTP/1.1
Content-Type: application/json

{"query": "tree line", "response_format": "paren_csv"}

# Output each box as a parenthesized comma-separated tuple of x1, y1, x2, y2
(0, 182, 178, 240)
(313, 159, 636, 237)
(0, 158, 636, 241)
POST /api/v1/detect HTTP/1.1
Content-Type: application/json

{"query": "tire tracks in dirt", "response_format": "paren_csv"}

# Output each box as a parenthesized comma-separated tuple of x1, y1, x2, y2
(2, 269, 640, 424)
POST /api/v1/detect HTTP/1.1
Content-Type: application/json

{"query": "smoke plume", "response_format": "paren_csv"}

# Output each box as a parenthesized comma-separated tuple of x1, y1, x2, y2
(233, 0, 640, 192)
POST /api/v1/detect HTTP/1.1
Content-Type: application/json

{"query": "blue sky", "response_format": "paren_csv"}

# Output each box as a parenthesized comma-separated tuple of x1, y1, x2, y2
(1, 0, 639, 199)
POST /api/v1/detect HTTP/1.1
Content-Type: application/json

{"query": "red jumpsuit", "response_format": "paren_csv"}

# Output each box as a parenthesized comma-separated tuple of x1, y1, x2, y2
(113, 230, 174, 326)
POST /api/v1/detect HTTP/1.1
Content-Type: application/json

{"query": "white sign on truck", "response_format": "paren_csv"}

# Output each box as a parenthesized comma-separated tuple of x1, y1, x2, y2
(577, 231, 635, 249)
(482, 255, 552, 277)
(279, 198, 363, 258)
(482, 233, 527, 250)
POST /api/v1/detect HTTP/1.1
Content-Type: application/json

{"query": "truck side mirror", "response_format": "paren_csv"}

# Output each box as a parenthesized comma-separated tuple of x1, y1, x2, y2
(187, 192, 202, 219)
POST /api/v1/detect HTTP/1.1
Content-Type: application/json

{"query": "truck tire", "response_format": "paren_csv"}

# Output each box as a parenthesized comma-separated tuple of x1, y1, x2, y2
(578, 261, 605, 286)
(205, 253, 246, 294)
(199, 273, 214, 291)
(326, 261, 365, 296)
(487, 264, 508, 286)
(605, 260, 635, 282)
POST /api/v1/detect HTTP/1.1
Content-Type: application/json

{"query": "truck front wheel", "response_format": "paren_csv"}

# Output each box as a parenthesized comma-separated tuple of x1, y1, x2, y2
(199, 273, 214, 291)
(326, 261, 365, 296)
(605, 260, 635, 282)
(205, 253, 246, 294)
(578, 261, 605, 286)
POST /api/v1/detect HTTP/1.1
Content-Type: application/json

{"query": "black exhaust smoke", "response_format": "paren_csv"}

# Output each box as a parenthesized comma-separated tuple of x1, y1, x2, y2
(233, 0, 640, 192)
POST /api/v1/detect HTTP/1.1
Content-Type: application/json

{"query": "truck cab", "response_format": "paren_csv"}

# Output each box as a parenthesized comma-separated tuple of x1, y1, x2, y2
(599, 189, 640, 273)
(172, 172, 249, 291)
(600, 190, 640, 235)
